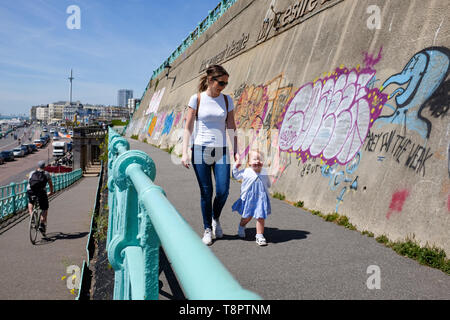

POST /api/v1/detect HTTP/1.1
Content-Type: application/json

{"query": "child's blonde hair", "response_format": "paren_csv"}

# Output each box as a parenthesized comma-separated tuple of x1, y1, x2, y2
(246, 148, 265, 166)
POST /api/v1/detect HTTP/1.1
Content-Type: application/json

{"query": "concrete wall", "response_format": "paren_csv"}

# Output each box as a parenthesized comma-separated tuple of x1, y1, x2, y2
(126, 0, 450, 254)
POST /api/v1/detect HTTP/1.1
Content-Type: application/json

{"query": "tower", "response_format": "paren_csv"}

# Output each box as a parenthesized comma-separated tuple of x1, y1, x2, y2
(68, 69, 74, 105)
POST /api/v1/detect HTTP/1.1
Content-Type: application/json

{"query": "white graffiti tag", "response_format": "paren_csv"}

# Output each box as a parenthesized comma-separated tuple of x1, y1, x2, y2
(279, 66, 387, 165)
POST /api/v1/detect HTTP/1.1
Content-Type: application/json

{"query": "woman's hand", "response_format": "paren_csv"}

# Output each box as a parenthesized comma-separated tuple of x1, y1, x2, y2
(181, 153, 190, 169)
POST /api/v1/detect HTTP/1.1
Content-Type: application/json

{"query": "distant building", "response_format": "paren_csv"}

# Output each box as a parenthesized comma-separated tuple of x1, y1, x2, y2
(63, 101, 83, 122)
(117, 89, 133, 108)
(127, 98, 140, 115)
(36, 106, 49, 122)
(48, 102, 65, 122)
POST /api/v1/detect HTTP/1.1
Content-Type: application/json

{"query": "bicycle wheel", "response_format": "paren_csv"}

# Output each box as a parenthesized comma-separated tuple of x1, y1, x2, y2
(29, 208, 39, 244)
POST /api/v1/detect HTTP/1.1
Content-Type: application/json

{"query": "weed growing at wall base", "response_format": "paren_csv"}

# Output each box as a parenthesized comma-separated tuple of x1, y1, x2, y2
(378, 237, 450, 275)
(281, 198, 449, 274)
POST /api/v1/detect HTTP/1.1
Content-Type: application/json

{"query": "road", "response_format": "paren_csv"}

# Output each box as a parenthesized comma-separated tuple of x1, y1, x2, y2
(0, 126, 62, 186)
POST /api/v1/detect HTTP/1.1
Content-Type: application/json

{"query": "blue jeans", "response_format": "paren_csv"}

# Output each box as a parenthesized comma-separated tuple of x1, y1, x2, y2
(192, 145, 230, 230)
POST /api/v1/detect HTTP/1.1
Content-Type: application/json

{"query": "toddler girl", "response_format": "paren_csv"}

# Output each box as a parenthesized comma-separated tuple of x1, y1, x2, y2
(231, 149, 271, 246)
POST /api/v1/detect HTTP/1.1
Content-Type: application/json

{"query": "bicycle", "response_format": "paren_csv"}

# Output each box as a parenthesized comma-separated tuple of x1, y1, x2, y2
(29, 195, 45, 244)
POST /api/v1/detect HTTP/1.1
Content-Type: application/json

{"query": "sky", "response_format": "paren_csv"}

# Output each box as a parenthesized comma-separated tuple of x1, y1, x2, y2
(0, 0, 221, 116)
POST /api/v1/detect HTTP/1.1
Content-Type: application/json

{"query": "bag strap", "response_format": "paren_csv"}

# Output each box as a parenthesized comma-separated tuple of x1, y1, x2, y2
(196, 93, 229, 121)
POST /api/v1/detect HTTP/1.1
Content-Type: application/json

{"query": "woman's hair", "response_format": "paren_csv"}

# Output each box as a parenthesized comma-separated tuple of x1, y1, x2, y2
(198, 64, 229, 93)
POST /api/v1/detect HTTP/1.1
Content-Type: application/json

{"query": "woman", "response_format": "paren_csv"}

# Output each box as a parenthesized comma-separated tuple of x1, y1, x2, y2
(182, 64, 238, 245)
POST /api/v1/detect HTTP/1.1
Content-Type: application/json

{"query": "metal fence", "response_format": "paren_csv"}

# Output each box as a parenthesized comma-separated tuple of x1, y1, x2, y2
(0, 169, 83, 221)
(107, 127, 260, 300)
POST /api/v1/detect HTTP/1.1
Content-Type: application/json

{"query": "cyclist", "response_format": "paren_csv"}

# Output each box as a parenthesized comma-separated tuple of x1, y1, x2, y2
(27, 160, 54, 234)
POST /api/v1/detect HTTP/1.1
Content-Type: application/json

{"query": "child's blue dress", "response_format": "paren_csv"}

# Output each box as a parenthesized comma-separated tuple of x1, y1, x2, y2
(231, 167, 271, 219)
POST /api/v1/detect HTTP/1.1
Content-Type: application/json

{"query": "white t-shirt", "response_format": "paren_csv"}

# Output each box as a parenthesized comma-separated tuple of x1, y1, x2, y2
(188, 92, 234, 147)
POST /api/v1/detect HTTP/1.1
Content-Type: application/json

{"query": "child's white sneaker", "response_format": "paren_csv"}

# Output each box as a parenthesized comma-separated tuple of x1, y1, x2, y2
(202, 228, 213, 245)
(212, 219, 223, 239)
(237, 225, 246, 238)
(255, 234, 267, 246)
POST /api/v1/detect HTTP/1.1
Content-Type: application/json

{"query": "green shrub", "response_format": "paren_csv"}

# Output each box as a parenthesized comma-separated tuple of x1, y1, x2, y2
(272, 192, 286, 200)
(376, 235, 389, 244)
(325, 212, 339, 222)
(294, 200, 304, 208)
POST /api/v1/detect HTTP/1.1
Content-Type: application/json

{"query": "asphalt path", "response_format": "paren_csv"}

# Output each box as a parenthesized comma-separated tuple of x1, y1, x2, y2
(128, 139, 450, 300)
(0, 176, 98, 300)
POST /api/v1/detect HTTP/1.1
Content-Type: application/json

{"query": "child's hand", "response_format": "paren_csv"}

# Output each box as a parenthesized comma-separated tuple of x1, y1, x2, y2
(235, 153, 241, 168)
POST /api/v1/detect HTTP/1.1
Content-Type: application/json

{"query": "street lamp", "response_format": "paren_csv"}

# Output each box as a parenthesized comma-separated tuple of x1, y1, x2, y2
(164, 62, 175, 80)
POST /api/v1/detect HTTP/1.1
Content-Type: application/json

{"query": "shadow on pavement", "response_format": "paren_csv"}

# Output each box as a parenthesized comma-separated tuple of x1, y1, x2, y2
(220, 227, 310, 243)
(35, 231, 89, 245)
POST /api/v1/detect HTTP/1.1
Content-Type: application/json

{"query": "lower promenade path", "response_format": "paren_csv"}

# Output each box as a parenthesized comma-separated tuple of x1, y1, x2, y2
(129, 139, 450, 300)
(0, 176, 98, 300)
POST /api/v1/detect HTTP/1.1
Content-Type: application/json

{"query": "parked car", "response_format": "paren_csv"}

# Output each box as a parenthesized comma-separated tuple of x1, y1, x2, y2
(22, 144, 34, 153)
(0, 150, 15, 161)
(19, 145, 29, 155)
(33, 139, 43, 148)
(0, 154, 4, 165)
(29, 144, 38, 152)
(13, 147, 25, 157)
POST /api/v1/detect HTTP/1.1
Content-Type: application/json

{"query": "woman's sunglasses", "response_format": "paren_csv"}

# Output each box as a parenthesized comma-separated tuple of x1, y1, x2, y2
(213, 78, 228, 87)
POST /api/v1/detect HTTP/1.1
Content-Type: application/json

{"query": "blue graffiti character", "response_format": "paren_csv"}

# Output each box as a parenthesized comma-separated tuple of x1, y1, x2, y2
(377, 47, 450, 139)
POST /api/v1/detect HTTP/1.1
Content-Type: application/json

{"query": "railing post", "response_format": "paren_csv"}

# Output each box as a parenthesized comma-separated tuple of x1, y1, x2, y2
(10, 183, 16, 214)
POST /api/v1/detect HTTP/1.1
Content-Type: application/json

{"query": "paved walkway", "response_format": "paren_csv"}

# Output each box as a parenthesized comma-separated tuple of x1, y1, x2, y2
(0, 176, 97, 300)
(129, 139, 450, 300)
(1, 138, 448, 300)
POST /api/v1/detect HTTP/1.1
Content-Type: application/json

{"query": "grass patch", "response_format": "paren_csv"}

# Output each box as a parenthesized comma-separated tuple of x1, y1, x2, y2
(375, 235, 390, 244)
(162, 145, 175, 154)
(362, 230, 374, 237)
(130, 134, 139, 140)
(285, 196, 449, 274)
(336, 215, 357, 230)
(272, 192, 286, 201)
(376, 237, 450, 275)
(310, 210, 322, 216)
(93, 205, 109, 242)
(294, 200, 304, 208)
(325, 212, 339, 222)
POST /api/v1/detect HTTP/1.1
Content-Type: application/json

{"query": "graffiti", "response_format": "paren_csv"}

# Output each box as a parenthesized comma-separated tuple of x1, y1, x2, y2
(146, 87, 166, 115)
(279, 57, 388, 166)
(427, 79, 450, 118)
(199, 33, 249, 73)
(377, 47, 450, 139)
(299, 159, 321, 178)
(364, 129, 433, 177)
(147, 115, 157, 137)
(386, 189, 410, 219)
(256, 0, 342, 43)
(321, 152, 361, 213)
(161, 112, 175, 136)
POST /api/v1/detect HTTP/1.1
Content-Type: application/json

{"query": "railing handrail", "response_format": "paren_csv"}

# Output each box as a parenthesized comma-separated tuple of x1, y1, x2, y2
(107, 127, 261, 300)
(0, 169, 83, 221)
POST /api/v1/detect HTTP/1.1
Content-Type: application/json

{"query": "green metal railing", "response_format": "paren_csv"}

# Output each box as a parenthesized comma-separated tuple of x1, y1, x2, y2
(0, 169, 83, 221)
(151, 0, 238, 80)
(107, 127, 261, 300)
